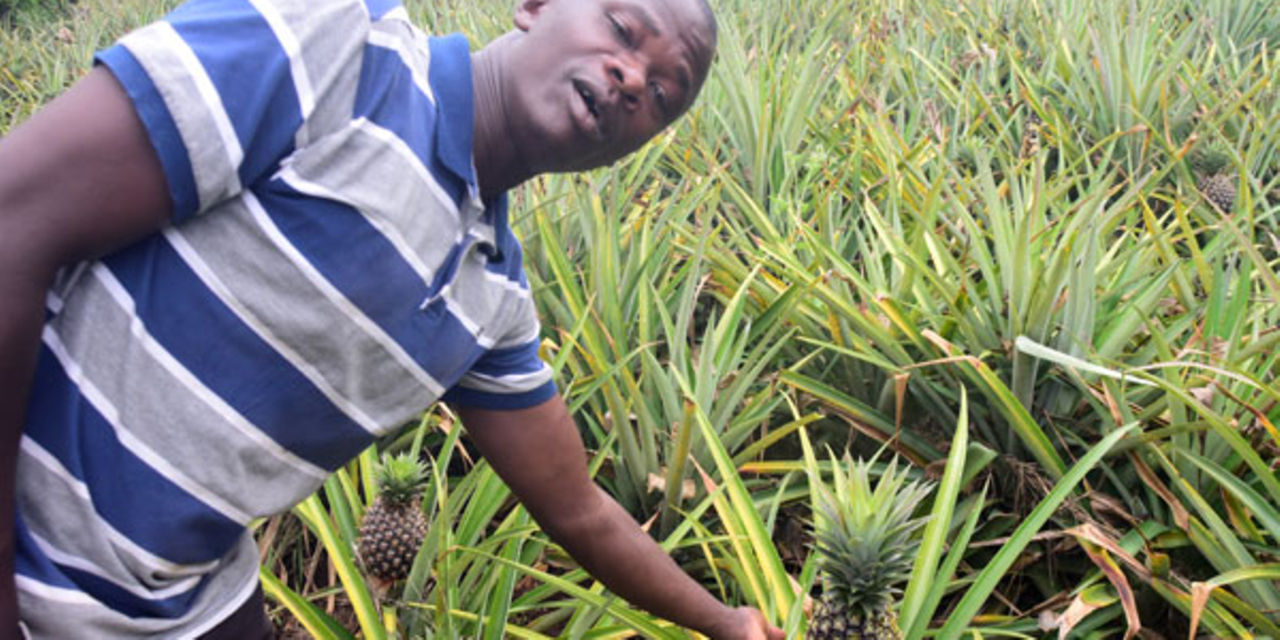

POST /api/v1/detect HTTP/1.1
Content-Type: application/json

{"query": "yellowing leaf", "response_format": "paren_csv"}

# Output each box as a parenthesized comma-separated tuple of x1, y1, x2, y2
(1075, 535, 1140, 639)
(1056, 584, 1117, 639)
(1189, 582, 1213, 640)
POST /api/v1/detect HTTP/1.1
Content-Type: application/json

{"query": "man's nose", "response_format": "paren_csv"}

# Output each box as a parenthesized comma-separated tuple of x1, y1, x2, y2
(606, 55, 645, 111)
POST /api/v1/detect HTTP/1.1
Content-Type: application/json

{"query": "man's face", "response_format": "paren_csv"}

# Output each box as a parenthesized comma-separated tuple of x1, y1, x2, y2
(504, 0, 715, 172)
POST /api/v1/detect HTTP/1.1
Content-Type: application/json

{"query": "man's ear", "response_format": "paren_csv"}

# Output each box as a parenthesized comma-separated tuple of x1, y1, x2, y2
(514, 0, 552, 31)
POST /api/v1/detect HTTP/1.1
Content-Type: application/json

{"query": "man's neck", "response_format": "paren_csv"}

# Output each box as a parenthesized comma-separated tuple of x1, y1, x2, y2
(471, 37, 533, 202)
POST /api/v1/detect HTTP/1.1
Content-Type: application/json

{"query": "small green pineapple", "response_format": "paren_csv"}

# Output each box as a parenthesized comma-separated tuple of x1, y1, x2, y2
(1190, 144, 1237, 211)
(806, 455, 933, 640)
(357, 453, 429, 584)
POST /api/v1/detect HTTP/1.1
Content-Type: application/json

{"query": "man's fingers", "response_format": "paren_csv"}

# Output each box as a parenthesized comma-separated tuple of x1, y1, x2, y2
(737, 606, 786, 640)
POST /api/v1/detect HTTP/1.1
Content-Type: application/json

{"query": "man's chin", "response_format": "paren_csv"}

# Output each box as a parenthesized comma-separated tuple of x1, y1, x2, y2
(531, 145, 602, 174)
(555, 151, 623, 174)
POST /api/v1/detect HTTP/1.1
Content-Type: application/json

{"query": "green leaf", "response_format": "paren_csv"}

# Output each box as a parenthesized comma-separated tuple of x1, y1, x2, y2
(680, 367, 795, 620)
(457, 546, 681, 639)
(259, 567, 356, 640)
(900, 387, 969, 636)
(936, 424, 1137, 640)
(293, 495, 386, 640)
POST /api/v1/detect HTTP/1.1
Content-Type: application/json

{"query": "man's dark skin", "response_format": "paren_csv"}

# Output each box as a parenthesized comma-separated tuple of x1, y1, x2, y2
(0, 0, 785, 638)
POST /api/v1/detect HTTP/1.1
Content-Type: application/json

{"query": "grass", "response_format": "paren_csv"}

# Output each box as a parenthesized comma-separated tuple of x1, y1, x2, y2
(5, 0, 1279, 637)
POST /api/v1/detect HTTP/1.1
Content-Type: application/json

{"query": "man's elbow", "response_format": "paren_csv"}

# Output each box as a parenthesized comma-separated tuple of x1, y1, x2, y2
(536, 486, 621, 548)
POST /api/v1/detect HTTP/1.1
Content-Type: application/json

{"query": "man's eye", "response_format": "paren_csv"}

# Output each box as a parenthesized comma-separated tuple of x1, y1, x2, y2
(608, 14, 629, 42)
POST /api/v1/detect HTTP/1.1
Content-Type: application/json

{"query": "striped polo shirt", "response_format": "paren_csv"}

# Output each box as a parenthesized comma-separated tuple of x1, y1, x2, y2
(15, 0, 555, 636)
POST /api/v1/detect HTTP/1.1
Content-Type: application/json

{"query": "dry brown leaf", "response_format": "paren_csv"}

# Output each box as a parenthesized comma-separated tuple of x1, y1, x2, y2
(1038, 609, 1059, 632)
(1188, 582, 1214, 640)
(434, 414, 476, 467)
(1089, 492, 1139, 529)
(693, 458, 718, 495)
(601, 411, 638, 432)
(1130, 453, 1191, 529)
(1157, 297, 1185, 316)
(1101, 383, 1124, 426)
(1189, 386, 1215, 406)
(1075, 535, 1141, 639)
(639, 510, 659, 533)
(955, 43, 996, 69)
(893, 372, 909, 436)
(1208, 336, 1228, 363)
(646, 471, 696, 500)
(921, 329, 960, 355)
(1056, 593, 1105, 639)
(1068, 523, 1151, 580)
(923, 99, 946, 142)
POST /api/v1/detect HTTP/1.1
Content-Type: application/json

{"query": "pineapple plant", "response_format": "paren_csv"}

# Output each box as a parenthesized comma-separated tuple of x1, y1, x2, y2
(1191, 143, 1237, 211)
(807, 455, 933, 640)
(357, 452, 429, 585)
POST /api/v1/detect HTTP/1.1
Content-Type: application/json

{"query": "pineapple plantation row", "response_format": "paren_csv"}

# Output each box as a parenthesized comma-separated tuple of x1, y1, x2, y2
(4, 0, 1279, 637)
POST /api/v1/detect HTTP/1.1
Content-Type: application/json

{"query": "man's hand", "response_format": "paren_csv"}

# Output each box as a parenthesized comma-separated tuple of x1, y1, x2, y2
(454, 397, 785, 639)
(714, 606, 786, 640)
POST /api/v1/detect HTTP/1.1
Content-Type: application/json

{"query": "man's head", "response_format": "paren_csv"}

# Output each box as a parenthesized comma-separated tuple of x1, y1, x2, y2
(493, 0, 717, 173)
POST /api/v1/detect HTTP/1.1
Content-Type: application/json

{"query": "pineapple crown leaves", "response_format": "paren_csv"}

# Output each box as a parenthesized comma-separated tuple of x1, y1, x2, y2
(373, 452, 429, 506)
(811, 452, 934, 615)
(1188, 140, 1234, 175)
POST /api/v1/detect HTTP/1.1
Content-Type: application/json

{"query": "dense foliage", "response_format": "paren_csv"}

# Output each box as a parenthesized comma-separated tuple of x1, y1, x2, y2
(5, 0, 1278, 637)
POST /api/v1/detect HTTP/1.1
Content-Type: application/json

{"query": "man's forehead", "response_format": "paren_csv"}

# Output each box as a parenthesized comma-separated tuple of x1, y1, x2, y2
(622, 1, 663, 35)
(625, 0, 715, 77)
(592, 0, 714, 53)
(623, 0, 704, 25)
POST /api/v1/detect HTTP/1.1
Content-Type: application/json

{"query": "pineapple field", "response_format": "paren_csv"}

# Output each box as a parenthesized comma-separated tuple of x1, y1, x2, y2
(5, 0, 1280, 637)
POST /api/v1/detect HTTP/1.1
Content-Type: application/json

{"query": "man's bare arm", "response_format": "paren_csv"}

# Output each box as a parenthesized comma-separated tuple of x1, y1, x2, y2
(0, 66, 171, 635)
(456, 396, 784, 640)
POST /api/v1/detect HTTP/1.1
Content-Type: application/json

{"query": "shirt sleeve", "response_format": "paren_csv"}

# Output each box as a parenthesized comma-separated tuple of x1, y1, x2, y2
(443, 299, 558, 411)
(94, 0, 371, 223)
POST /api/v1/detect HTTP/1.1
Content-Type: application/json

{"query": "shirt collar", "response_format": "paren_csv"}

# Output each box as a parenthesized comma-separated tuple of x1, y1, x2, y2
(427, 34, 475, 186)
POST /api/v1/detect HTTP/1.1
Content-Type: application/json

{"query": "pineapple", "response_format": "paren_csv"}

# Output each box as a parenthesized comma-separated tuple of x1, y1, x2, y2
(1191, 144, 1237, 211)
(1198, 172, 1236, 211)
(807, 455, 933, 640)
(1018, 110, 1043, 160)
(357, 453, 429, 584)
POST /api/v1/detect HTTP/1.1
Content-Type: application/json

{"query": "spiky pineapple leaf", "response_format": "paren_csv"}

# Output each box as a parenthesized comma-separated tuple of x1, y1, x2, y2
(811, 453, 934, 618)
(375, 452, 428, 505)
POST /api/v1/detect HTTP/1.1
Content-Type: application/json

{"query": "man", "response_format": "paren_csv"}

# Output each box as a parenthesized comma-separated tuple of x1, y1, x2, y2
(0, 0, 786, 637)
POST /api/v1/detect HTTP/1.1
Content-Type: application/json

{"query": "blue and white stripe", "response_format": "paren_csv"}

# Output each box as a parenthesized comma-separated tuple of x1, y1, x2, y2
(18, 0, 554, 636)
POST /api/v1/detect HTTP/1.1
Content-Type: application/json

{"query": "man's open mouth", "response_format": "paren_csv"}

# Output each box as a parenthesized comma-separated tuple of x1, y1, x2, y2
(574, 79, 601, 130)
(575, 81, 598, 119)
